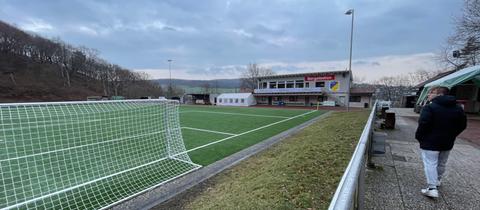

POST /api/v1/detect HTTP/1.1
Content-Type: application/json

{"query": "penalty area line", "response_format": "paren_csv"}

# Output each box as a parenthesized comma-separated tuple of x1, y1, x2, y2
(181, 127, 237, 136)
(174, 110, 317, 156)
(180, 110, 290, 119)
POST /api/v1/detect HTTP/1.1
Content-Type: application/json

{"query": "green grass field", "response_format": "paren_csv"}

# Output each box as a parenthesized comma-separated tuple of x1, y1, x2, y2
(177, 111, 369, 210)
(180, 105, 325, 165)
(0, 103, 325, 209)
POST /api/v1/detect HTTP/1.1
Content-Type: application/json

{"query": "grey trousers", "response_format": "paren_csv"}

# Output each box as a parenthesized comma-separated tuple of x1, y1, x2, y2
(421, 149, 451, 188)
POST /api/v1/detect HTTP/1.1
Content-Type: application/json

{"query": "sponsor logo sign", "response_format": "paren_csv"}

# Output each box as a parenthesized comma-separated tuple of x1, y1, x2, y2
(304, 75, 335, 81)
(329, 81, 340, 92)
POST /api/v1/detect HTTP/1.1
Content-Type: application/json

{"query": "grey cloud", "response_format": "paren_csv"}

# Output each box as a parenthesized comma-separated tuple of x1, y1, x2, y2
(0, 0, 463, 78)
(353, 60, 381, 66)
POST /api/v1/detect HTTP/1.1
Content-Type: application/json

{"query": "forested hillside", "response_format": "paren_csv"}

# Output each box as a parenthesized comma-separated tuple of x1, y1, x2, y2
(0, 20, 163, 102)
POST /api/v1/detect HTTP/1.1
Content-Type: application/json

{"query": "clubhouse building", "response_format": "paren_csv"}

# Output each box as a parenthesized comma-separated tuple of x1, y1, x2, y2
(253, 71, 374, 108)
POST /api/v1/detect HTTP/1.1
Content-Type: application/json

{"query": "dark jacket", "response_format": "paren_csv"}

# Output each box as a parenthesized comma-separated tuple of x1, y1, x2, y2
(415, 95, 467, 151)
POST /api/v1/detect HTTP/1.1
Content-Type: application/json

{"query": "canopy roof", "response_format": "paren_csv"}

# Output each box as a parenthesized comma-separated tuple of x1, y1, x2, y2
(417, 65, 480, 104)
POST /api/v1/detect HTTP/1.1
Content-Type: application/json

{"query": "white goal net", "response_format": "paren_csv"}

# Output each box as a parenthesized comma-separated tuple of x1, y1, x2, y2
(0, 99, 200, 209)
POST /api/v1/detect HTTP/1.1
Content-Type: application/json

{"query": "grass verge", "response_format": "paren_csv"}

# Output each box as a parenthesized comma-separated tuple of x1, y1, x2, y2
(180, 111, 369, 209)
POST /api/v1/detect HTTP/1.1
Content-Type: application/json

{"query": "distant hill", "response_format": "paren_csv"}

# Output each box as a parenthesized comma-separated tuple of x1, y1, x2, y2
(154, 78, 243, 94)
(154, 78, 242, 89)
(0, 20, 163, 102)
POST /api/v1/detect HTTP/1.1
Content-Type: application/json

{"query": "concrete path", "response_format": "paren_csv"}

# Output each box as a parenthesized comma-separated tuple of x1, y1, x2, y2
(365, 108, 480, 210)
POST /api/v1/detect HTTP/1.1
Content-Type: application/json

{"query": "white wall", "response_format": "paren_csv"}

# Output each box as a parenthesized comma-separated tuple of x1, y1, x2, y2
(217, 94, 256, 106)
(349, 95, 372, 108)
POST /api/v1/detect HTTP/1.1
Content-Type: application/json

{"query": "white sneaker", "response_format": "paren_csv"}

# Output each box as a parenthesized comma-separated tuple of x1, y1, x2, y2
(421, 188, 439, 198)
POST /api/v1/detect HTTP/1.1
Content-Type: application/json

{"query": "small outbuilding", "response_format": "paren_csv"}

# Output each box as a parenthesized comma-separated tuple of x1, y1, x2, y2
(416, 65, 480, 113)
(349, 87, 375, 108)
(217, 93, 256, 106)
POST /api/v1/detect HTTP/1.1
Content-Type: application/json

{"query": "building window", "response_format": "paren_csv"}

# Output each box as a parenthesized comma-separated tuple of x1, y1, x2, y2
(241, 99, 245, 103)
(269, 82, 277, 89)
(288, 96, 298, 101)
(261, 97, 267, 101)
(235, 98, 239, 103)
(315, 82, 325, 87)
(262, 82, 267, 89)
(274, 96, 282, 101)
(219, 99, 222, 103)
(278, 81, 285, 88)
(350, 96, 361, 102)
(350, 96, 362, 102)
(305, 82, 310, 88)
(295, 80, 304, 88)
(229, 99, 233, 103)
(286, 81, 294, 88)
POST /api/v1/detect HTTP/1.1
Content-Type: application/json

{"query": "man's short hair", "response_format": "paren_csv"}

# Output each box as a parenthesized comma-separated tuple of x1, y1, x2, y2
(430, 86, 450, 95)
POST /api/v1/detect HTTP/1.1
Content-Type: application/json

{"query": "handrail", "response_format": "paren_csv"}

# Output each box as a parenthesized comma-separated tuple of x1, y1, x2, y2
(328, 101, 377, 210)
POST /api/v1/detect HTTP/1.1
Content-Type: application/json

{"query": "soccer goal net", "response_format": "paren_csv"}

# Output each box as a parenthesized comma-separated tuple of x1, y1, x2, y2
(0, 99, 200, 209)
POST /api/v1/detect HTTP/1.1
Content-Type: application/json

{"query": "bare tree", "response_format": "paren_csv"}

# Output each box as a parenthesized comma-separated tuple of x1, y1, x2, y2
(202, 82, 211, 94)
(407, 69, 444, 86)
(240, 63, 275, 92)
(441, 0, 480, 69)
(0, 20, 165, 99)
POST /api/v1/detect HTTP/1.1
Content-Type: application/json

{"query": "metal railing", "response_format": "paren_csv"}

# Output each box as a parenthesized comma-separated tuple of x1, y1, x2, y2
(328, 101, 377, 210)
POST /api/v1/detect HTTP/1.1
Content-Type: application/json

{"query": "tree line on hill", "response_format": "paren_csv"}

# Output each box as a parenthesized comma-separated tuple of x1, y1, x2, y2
(0, 20, 163, 102)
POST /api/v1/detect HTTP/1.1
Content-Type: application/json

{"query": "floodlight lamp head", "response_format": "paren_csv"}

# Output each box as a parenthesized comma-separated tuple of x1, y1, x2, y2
(345, 9, 354, 15)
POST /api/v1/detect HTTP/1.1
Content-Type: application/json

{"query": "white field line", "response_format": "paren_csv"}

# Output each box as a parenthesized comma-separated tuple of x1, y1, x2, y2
(170, 157, 203, 168)
(1, 113, 162, 129)
(0, 129, 171, 162)
(180, 110, 290, 119)
(3, 156, 202, 210)
(2, 156, 166, 210)
(0, 119, 103, 132)
(98, 161, 200, 210)
(174, 110, 317, 156)
(181, 127, 237, 136)
(1, 110, 316, 209)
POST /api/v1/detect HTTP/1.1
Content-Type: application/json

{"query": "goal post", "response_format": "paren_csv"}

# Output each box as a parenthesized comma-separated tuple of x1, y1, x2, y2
(0, 99, 200, 209)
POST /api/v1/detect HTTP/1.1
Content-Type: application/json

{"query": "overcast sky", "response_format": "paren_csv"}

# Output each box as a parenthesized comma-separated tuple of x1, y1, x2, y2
(0, 0, 463, 82)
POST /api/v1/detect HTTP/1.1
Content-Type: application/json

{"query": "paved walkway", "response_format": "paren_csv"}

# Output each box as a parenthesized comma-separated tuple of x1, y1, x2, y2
(365, 108, 480, 209)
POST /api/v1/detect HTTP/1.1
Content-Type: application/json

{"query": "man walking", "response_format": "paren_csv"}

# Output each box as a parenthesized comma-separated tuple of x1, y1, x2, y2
(415, 86, 467, 198)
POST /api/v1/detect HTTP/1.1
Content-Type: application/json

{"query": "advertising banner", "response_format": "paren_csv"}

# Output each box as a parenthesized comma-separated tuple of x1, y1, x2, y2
(304, 75, 335, 81)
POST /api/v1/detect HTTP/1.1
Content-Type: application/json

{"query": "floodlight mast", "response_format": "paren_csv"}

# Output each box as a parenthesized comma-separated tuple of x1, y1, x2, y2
(168, 59, 173, 98)
(345, 9, 354, 112)
(168, 59, 173, 86)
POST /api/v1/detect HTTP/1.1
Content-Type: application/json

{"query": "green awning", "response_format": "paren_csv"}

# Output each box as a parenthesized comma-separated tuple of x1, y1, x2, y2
(417, 65, 480, 105)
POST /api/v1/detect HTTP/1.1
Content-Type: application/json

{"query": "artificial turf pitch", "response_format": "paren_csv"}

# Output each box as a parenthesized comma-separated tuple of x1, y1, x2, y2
(0, 104, 325, 209)
(180, 106, 325, 165)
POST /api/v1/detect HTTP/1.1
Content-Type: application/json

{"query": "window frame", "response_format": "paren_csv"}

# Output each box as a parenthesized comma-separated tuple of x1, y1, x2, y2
(315, 81, 325, 87)
(349, 96, 362, 103)
(269, 82, 277, 89)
